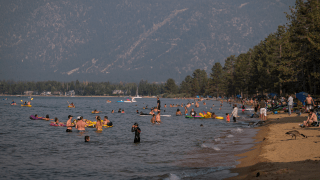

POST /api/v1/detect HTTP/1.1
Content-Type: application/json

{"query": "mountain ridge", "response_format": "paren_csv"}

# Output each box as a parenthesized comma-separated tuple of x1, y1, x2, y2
(0, 0, 295, 83)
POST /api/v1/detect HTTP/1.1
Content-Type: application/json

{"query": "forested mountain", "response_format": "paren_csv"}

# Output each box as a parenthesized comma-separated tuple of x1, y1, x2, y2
(0, 0, 295, 83)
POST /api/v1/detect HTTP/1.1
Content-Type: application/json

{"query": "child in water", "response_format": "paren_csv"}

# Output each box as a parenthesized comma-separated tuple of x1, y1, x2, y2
(85, 136, 90, 142)
(226, 113, 230, 122)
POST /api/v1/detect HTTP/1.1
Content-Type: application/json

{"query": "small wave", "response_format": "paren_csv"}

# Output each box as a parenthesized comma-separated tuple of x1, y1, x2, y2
(213, 146, 220, 151)
(214, 138, 221, 142)
(231, 128, 244, 133)
(201, 144, 208, 148)
(163, 173, 181, 180)
(227, 135, 234, 138)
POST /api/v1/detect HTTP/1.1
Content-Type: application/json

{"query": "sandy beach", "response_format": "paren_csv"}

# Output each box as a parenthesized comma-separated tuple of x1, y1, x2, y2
(227, 113, 320, 180)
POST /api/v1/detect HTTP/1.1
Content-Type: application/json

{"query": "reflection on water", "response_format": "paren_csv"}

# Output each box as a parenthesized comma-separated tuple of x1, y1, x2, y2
(0, 96, 260, 179)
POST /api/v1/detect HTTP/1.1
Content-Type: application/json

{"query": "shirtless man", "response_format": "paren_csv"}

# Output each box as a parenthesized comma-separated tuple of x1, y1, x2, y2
(176, 109, 182, 116)
(66, 115, 74, 132)
(75, 116, 86, 131)
(103, 116, 113, 126)
(304, 94, 314, 113)
(303, 109, 317, 127)
(149, 108, 154, 115)
(156, 111, 161, 123)
(151, 114, 156, 124)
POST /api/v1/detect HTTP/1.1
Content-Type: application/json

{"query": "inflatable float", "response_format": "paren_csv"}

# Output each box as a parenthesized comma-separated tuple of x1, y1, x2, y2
(215, 116, 224, 120)
(29, 115, 44, 120)
(50, 123, 66, 127)
(68, 106, 75, 108)
(185, 116, 204, 119)
(139, 114, 171, 117)
(199, 112, 212, 119)
(21, 104, 32, 107)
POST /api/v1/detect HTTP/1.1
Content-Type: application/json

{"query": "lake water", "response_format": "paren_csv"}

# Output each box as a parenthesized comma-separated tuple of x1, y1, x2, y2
(0, 96, 260, 180)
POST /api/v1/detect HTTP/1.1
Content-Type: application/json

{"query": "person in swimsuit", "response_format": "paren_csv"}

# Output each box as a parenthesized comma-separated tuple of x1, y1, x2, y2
(151, 114, 155, 124)
(176, 109, 182, 116)
(76, 116, 86, 132)
(131, 123, 141, 143)
(184, 106, 188, 115)
(121, 109, 125, 113)
(156, 111, 161, 123)
(103, 116, 113, 126)
(136, 110, 139, 114)
(85, 136, 90, 142)
(304, 94, 314, 113)
(303, 109, 317, 127)
(211, 112, 217, 119)
(226, 113, 230, 122)
(66, 115, 74, 132)
(95, 116, 103, 131)
(190, 108, 196, 117)
(118, 108, 121, 113)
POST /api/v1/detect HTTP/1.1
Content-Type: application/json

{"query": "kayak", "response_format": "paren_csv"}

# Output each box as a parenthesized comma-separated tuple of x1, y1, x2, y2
(185, 116, 204, 119)
(21, 104, 32, 107)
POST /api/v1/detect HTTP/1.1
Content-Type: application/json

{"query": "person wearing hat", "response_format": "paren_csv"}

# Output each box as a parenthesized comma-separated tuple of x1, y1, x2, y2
(131, 123, 141, 143)
(66, 115, 74, 132)
(76, 116, 86, 132)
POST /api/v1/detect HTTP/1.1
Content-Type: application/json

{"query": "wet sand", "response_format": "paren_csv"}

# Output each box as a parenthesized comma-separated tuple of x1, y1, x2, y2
(226, 113, 320, 180)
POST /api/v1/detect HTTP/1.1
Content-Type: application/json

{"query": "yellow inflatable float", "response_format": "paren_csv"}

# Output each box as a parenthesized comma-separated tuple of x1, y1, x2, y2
(199, 112, 212, 119)
(21, 104, 32, 107)
(216, 116, 224, 120)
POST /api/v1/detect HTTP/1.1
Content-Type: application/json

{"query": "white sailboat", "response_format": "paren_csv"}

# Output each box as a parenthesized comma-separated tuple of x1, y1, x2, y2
(135, 86, 142, 98)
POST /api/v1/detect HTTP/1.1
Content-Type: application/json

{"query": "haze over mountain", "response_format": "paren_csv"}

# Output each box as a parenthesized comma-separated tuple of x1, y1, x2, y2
(0, 0, 295, 83)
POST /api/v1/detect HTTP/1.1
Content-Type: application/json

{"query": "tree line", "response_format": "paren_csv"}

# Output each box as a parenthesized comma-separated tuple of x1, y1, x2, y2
(167, 0, 320, 98)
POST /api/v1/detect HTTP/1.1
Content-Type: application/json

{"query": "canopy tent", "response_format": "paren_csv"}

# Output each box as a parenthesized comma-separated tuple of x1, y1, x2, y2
(295, 92, 308, 105)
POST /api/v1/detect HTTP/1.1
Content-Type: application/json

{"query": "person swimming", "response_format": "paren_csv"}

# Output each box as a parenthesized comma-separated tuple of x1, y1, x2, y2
(176, 109, 182, 116)
(85, 136, 90, 142)
(111, 110, 114, 113)
(118, 108, 121, 113)
(103, 116, 113, 126)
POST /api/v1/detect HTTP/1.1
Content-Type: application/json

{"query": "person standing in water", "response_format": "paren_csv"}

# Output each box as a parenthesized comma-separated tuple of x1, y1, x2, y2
(76, 116, 86, 132)
(157, 97, 161, 110)
(151, 114, 156, 124)
(95, 116, 102, 131)
(190, 108, 197, 117)
(156, 111, 161, 123)
(66, 115, 74, 132)
(231, 104, 238, 122)
(131, 123, 141, 143)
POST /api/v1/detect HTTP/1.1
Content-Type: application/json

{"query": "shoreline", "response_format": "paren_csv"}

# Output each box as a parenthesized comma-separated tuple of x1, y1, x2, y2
(226, 114, 320, 179)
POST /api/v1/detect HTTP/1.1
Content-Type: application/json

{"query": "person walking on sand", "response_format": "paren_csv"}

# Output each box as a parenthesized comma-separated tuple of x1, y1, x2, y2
(304, 94, 314, 113)
(231, 104, 238, 122)
(288, 94, 294, 116)
(260, 99, 267, 121)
